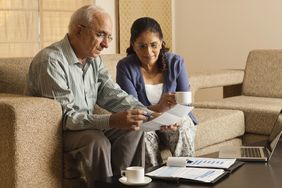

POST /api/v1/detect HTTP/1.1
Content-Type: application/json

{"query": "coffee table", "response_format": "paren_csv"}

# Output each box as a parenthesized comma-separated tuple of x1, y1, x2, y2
(94, 140, 282, 188)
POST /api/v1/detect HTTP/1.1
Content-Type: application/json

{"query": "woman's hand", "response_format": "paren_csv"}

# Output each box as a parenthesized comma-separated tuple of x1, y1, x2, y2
(156, 93, 176, 112)
(160, 123, 179, 131)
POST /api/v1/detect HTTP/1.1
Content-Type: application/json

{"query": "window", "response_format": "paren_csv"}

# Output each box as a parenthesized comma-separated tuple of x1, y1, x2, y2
(0, 0, 94, 57)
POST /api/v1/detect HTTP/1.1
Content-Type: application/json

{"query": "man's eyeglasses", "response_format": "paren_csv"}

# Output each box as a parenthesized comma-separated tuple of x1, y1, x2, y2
(95, 32, 113, 42)
(80, 24, 113, 42)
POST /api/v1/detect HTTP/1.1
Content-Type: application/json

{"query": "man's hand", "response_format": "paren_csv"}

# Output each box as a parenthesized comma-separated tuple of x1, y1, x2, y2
(109, 109, 148, 131)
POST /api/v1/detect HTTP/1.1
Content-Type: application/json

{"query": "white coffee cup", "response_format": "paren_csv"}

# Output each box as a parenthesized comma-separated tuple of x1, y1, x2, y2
(175, 91, 192, 105)
(121, 166, 144, 183)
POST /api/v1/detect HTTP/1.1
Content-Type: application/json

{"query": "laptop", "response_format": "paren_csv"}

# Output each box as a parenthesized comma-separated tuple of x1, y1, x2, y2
(219, 109, 282, 162)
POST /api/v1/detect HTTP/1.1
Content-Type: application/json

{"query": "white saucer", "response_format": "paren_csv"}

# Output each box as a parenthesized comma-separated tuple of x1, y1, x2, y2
(119, 176, 152, 186)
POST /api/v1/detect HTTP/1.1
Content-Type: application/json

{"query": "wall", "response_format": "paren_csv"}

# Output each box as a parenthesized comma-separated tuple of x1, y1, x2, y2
(174, 0, 282, 100)
(96, 0, 117, 54)
(97, 0, 282, 100)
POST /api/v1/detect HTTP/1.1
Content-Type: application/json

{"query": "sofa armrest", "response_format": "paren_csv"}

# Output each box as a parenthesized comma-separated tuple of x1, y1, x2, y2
(189, 69, 245, 101)
(0, 94, 62, 188)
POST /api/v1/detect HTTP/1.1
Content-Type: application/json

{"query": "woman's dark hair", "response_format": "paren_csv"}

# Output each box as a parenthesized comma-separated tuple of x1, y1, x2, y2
(126, 17, 169, 71)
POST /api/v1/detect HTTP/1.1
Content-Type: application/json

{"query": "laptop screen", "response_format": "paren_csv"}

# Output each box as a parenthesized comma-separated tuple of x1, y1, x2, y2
(267, 110, 282, 158)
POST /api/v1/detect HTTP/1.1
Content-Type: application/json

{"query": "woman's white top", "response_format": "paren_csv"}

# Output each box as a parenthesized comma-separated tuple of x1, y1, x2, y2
(145, 83, 163, 105)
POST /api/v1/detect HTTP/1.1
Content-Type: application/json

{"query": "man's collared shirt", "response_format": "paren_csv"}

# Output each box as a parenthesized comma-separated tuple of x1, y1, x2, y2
(27, 34, 146, 131)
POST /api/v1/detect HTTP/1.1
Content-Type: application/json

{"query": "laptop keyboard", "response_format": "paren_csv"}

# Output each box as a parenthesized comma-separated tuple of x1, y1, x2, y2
(241, 148, 262, 158)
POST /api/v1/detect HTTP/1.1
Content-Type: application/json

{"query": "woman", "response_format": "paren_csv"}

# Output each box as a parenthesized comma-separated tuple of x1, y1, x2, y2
(116, 17, 197, 167)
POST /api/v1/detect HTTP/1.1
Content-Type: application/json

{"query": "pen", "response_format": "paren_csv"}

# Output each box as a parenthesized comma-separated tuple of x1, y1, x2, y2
(186, 159, 193, 164)
(144, 112, 153, 121)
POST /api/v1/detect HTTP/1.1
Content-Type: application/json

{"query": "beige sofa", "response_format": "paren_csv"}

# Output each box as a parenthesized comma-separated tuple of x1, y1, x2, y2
(191, 49, 282, 144)
(0, 54, 244, 187)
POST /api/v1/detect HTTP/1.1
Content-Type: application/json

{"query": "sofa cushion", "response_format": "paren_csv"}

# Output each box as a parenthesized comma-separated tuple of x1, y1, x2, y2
(195, 138, 242, 156)
(100, 54, 125, 81)
(194, 95, 282, 135)
(242, 50, 282, 98)
(193, 108, 244, 151)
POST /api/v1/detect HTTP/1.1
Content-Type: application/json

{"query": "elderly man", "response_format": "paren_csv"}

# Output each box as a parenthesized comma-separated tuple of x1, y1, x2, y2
(27, 5, 149, 188)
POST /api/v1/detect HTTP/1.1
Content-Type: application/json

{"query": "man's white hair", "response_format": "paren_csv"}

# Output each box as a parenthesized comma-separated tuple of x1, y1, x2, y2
(68, 4, 105, 34)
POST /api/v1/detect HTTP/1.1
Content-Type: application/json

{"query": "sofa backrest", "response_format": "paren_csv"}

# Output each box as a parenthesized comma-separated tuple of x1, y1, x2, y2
(100, 54, 126, 81)
(0, 57, 32, 94)
(242, 49, 282, 98)
(0, 54, 126, 95)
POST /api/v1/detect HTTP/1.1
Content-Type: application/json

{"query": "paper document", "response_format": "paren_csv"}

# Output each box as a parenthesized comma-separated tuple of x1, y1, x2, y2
(146, 166, 225, 183)
(141, 104, 193, 132)
(167, 157, 236, 169)
(186, 157, 236, 169)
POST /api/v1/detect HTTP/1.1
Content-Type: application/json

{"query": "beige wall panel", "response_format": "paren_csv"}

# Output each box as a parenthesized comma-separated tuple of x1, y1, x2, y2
(119, 0, 172, 53)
